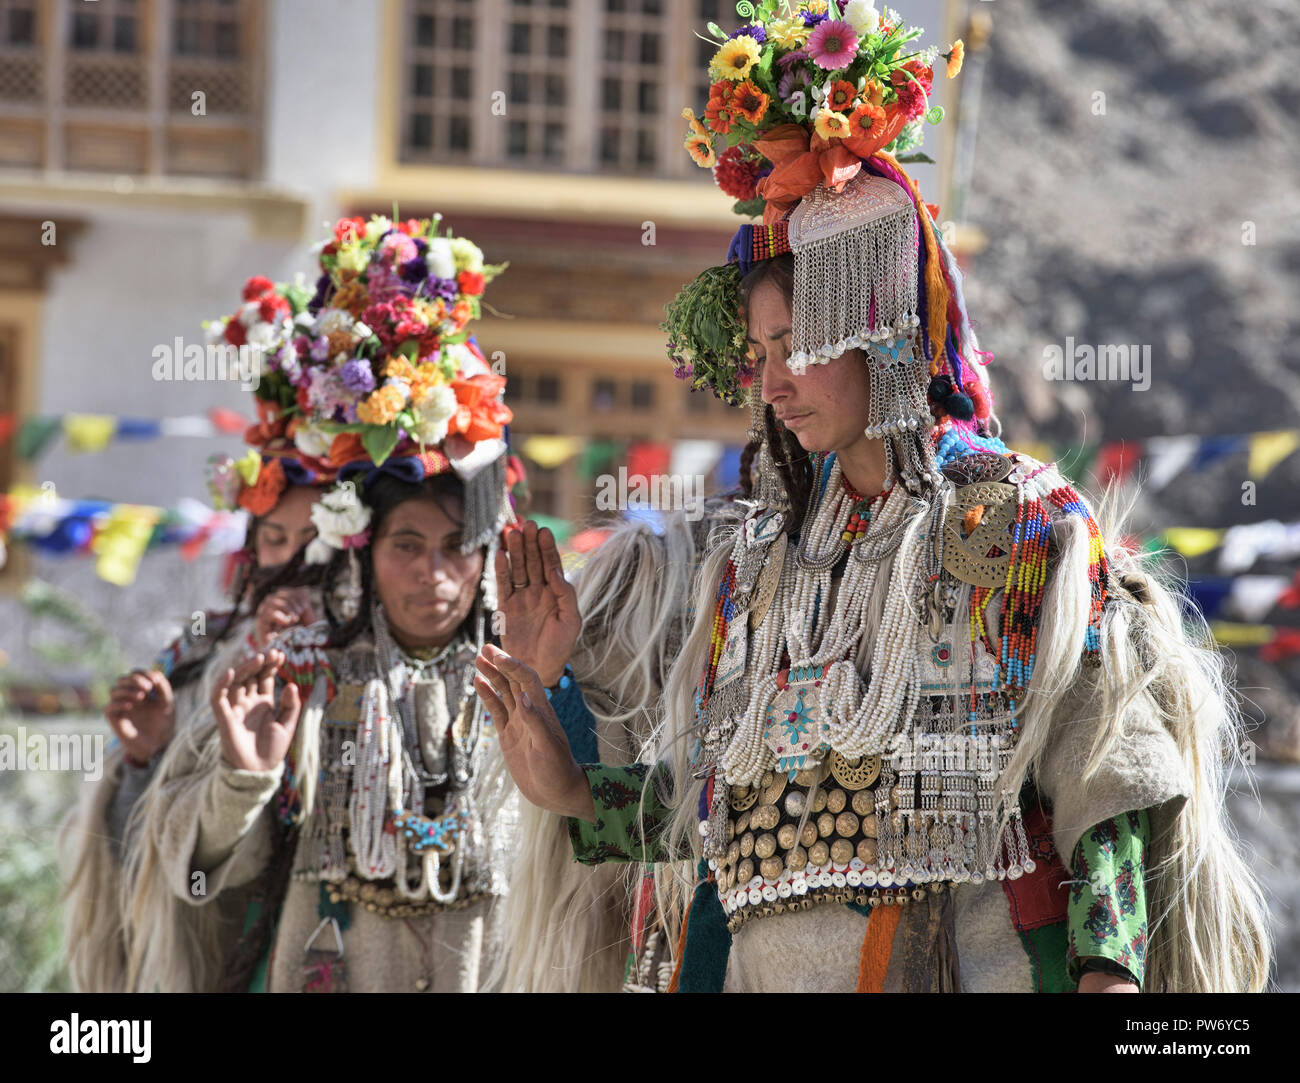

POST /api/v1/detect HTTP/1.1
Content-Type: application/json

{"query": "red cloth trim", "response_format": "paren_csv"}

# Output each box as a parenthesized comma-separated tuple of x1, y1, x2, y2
(1000, 801, 1070, 931)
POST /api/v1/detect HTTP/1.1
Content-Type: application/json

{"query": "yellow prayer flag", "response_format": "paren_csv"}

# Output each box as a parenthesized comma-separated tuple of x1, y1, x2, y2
(1208, 622, 1276, 647)
(92, 504, 160, 586)
(1161, 528, 1225, 559)
(522, 435, 584, 469)
(1013, 441, 1055, 466)
(1246, 430, 1300, 480)
(62, 414, 118, 453)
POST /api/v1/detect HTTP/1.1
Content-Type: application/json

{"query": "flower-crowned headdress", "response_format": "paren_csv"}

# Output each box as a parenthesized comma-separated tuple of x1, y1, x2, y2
(205, 214, 526, 621)
(663, 2, 997, 495)
(207, 214, 523, 560)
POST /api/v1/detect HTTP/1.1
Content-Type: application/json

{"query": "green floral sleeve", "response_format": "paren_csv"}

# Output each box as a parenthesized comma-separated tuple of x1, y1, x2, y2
(1066, 808, 1151, 989)
(566, 763, 673, 867)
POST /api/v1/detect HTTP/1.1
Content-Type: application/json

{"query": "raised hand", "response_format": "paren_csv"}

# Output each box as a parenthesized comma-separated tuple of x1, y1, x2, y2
(495, 520, 581, 687)
(473, 644, 595, 822)
(253, 587, 318, 647)
(104, 669, 176, 763)
(211, 649, 302, 773)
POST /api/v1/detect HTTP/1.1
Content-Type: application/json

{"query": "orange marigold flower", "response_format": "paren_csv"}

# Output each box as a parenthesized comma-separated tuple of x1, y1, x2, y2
(332, 280, 370, 318)
(383, 356, 417, 384)
(848, 100, 887, 138)
(945, 39, 965, 79)
(814, 109, 851, 141)
(827, 79, 857, 112)
(705, 81, 737, 134)
(237, 458, 286, 517)
(732, 80, 770, 124)
(356, 385, 406, 426)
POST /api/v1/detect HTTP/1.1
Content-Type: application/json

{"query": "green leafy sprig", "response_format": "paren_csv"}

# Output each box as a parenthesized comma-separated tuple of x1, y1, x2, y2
(660, 263, 751, 406)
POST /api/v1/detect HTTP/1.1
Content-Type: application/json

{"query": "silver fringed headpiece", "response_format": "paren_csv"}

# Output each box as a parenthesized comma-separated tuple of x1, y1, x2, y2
(787, 170, 920, 369)
(458, 451, 511, 555)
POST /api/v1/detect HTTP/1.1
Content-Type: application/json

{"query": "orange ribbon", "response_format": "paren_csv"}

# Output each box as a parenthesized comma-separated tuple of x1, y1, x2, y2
(449, 373, 514, 444)
(752, 107, 910, 224)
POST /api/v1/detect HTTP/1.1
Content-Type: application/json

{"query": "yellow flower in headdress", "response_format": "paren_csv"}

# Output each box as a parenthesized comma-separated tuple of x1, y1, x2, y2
(383, 356, 418, 384)
(944, 39, 965, 78)
(710, 36, 761, 82)
(335, 245, 367, 275)
(685, 131, 717, 168)
(814, 108, 851, 141)
(332, 279, 370, 319)
(768, 17, 811, 49)
(409, 361, 447, 406)
(356, 384, 407, 426)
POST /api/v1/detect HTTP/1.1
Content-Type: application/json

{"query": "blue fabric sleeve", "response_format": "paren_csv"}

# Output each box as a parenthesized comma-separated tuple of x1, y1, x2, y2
(545, 666, 599, 763)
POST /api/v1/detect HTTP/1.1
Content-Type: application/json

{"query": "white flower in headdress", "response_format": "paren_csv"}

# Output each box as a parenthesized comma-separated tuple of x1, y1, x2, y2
(843, 0, 881, 36)
(306, 480, 372, 563)
(443, 340, 488, 378)
(245, 320, 280, 352)
(449, 237, 484, 274)
(425, 237, 456, 280)
(313, 306, 354, 336)
(237, 300, 263, 329)
(293, 422, 333, 458)
(411, 384, 458, 447)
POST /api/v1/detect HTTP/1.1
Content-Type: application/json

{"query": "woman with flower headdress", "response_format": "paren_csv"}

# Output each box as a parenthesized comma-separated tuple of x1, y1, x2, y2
(57, 281, 345, 992)
(474, 3, 1272, 993)
(111, 215, 526, 992)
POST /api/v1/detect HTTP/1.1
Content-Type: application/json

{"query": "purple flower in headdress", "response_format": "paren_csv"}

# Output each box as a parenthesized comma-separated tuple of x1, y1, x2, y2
(364, 261, 405, 303)
(778, 49, 810, 70)
(310, 334, 331, 362)
(400, 256, 429, 284)
(293, 334, 312, 358)
(307, 273, 332, 315)
(307, 368, 350, 417)
(338, 358, 376, 395)
(801, 11, 827, 27)
(427, 276, 459, 302)
(730, 24, 766, 44)
(413, 237, 428, 255)
(778, 68, 811, 100)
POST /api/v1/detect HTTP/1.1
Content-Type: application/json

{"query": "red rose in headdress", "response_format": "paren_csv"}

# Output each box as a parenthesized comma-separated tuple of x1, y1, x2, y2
(334, 216, 366, 243)
(242, 275, 275, 301)
(457, 270, 486, 296)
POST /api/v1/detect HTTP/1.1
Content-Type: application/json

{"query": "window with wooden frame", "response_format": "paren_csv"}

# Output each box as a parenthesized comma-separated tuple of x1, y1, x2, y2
(397, 0, 720, 180)
(0, 0, 264, 178)
(402, 0, 477, 163)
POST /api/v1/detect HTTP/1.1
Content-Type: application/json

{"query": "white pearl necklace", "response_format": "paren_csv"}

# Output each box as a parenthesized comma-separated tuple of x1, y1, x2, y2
(719, 458, 931, 785)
